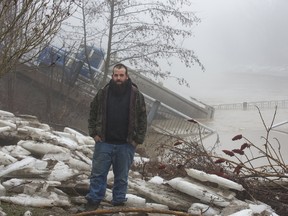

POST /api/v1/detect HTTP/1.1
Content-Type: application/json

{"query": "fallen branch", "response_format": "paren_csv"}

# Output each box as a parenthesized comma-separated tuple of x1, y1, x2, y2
(73, 207, 196, 216)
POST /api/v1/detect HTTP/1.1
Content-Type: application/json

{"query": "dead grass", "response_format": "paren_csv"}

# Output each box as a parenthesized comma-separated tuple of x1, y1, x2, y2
(0, 202, 75, 216)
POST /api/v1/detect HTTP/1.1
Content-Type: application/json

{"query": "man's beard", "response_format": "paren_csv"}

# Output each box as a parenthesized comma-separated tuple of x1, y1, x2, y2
(110, 79, 129, 96)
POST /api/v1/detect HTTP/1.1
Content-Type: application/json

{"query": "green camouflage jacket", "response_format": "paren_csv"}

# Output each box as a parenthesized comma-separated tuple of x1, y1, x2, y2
(88, 80, 147, 145)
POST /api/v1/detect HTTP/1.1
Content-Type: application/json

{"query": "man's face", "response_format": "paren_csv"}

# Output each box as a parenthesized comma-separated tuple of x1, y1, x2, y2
(112, 67, 128, 85)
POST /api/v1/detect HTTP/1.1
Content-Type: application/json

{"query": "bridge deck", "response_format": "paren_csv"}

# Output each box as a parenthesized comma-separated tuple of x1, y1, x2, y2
(15, 62, 216, 144)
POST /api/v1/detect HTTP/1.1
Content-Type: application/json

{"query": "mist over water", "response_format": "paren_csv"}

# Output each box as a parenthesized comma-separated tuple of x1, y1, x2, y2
(197, 69, 288, 164)
(193, 69, 288, 105)
(204, 107, 288, 166)
(139, 1, 288, 164)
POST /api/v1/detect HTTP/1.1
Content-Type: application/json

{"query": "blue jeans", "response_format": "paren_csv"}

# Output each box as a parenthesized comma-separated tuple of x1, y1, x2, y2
(86, 142, 135, 205)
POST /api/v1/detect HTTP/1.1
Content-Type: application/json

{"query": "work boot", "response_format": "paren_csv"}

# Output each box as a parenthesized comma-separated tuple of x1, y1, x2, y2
(77, 200, 100, 212)
(85, 200, 100, 211)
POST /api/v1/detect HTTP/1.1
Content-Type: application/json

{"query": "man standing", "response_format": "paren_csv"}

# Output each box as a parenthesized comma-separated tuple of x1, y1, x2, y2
(85, 63, 147, 210)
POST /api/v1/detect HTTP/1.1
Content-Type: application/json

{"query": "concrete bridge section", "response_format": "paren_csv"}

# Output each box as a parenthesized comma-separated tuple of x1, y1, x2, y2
(128, 69, 215, 120)
(32, 45, 214, 120)
(7, 60, 216, 143)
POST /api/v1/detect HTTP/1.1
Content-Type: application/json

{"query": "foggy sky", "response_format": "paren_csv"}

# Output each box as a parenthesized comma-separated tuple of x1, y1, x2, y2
(60, 0, 288, 104)
(190, 0, 288, 73)
(163, 0, 288, 104)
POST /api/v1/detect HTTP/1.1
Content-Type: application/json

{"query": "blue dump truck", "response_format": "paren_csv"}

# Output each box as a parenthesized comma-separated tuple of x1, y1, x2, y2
(36, 44, 105, 82)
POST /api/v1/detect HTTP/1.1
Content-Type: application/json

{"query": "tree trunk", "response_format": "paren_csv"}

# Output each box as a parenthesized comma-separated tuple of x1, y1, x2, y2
(46, 67, 54, 123)
(7, 70, 16, 112)
(99, 0, 115, 89)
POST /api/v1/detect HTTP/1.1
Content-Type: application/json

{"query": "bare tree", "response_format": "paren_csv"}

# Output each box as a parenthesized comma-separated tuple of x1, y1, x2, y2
(0, 0, 76, 78)
(58, 0, 106, 87)
(63, 0, 203, 89)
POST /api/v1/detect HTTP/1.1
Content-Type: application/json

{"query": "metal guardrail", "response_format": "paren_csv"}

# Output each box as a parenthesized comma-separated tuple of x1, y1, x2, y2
(271, 120, 288, 135)
(144, 95, 216, 142)
(213, 100, 288, 110)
